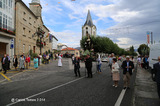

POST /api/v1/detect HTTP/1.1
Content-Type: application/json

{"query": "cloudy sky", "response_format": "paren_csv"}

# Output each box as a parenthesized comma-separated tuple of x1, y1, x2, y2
(23, 0, 160, 49)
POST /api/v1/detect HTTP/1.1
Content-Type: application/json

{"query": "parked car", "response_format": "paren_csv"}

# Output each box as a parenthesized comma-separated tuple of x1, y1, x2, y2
(102, 57, 108, 62)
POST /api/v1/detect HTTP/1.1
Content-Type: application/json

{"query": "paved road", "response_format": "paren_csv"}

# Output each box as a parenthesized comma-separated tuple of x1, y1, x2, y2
(0, 59, 136, 106)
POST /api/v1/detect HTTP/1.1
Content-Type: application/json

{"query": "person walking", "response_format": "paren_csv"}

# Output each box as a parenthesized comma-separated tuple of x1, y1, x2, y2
(137, 56, 141, 67)
(7, 54, 11, 70)
(33, 56, 39, 69)
(13, 55, 18, 71)
(108, 53, 115, 77)
(28, 54, 31, 66)
(46, 54, 50, 64)
(112, 58, 120, 87)
(25, 55, 30, 69)
(97, 54, 102, 73)
(143, 55, 149, 69)
(1, 54, 8, 74)
(153, 56, 160, 99)
(39, 54, 42, 65)
(19, 55, 25, 71)
(58, 54, 62, 67)
(85, 54, 93, 78)
(43, 53, 46, 64)
(72, 55, 75, 65)
(121, 56, 134, 89)
(73, 56, 81, 77)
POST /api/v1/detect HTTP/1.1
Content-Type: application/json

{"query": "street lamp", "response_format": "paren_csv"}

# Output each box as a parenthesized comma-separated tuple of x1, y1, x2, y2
(32, 26, 45, 55)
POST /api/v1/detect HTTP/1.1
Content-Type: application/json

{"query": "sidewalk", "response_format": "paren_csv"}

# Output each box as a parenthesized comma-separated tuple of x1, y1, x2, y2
(133, 66, 160, 106)
(0, 59, 55, 82)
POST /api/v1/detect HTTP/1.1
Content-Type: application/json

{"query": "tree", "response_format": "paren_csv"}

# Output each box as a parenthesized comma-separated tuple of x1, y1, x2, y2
(137, 44, 149, 56)
(80, 35, 125, 55)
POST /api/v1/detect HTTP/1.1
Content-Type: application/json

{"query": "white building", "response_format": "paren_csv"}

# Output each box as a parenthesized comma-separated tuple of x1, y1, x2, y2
(52, 35, 58, 50)
(82, 10, 96, 38)
(0, 0, 15, 69)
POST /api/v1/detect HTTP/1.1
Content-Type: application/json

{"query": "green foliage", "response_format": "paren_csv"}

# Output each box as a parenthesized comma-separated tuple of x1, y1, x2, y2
(46, 51, 48, 55)
(31, 53, 38, 60)
(137, 44, 149, 56)
(29, 49, 33, 55)
(80, 35, 127, 55)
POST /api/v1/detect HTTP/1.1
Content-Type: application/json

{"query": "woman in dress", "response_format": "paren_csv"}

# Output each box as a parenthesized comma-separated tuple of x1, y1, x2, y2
(58, 54, 62, 67)
(33, 56, 39, 69)
(112, 58, 120, 87)
(25, 55, 29, 69)
(13, 55, 18, 70)
(19, 55, 25, 71)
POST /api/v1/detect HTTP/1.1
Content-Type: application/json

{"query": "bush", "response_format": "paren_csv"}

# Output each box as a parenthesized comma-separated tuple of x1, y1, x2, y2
(31, 53, 38, 60)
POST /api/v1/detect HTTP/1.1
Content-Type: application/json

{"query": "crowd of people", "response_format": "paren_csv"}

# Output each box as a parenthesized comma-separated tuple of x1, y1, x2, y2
(1, 52, 160, 99)
(0, 52, 55, 74)
(70, 53, 137, 90)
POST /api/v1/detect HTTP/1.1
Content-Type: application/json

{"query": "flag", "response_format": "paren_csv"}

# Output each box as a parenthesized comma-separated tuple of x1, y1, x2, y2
(46, 33, 49, 38)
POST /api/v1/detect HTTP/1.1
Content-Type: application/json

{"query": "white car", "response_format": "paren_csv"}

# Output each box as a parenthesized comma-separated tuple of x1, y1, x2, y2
(102, 57, 108, 62)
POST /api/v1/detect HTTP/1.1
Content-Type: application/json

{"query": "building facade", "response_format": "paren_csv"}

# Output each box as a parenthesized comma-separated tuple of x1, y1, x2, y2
(0, 0, 15, 69)
(52, 35, 58, 50)
(82, 10, 96, 38)
(61, 47, 80, 57)
(15, 0, 52, 56)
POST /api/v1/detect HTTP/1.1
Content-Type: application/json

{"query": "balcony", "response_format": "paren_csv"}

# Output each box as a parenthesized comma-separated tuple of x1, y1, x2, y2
(0, 24, 15, 35)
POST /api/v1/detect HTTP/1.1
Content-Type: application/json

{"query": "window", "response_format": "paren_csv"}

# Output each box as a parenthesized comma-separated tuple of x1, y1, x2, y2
(23, 44, 25, 53)
(5, 15, 7, 29)
(0, 12, 2, 27)
(0, 0, 2, 8)
(86, 27, 88, 29)
(23, 27, 25, 35)
(3, 14, 5, 28)
(86, 31, 88, 35)
(10, 0, 12, 8)
(3, 0, 5, 9)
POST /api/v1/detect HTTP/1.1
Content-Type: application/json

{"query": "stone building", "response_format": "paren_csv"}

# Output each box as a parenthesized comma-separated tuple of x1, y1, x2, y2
(15, 0, 52, 56)
(82, 10, 96, 38)
(0, 0, 15, 69)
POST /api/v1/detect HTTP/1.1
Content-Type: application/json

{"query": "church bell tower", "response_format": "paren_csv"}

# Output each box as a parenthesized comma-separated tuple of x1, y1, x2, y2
(29, 0, 42, 17)
(82, 10, 97, 38)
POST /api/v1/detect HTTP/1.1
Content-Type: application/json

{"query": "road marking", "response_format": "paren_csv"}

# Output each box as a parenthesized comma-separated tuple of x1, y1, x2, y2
(7, 71, 20, 73)
(0, 73, 12, 82)
(6, 76, 85, 106)
(114, 89, 126, 106)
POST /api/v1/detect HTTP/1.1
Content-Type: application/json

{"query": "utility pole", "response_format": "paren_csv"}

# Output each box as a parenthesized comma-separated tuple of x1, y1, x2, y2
(151, 32, 153, 44)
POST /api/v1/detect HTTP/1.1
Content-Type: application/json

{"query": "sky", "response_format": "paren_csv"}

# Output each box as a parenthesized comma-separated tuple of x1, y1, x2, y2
(22, 0, 160, 49)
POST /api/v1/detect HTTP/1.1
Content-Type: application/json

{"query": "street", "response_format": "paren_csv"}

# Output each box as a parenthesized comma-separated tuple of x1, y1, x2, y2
(0, 59, 136, 106)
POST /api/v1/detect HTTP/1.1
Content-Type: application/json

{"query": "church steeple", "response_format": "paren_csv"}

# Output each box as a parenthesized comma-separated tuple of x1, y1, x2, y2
(84, 10, 94, 27)
(82, 10, 97, 37)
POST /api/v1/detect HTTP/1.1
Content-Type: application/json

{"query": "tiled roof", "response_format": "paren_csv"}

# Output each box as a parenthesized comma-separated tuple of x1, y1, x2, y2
(61, 47, 78, 51)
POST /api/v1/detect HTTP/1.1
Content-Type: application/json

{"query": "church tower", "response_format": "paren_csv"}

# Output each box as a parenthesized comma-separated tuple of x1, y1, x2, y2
(29, 0, 42, 17)
(82, 10, 96, 38)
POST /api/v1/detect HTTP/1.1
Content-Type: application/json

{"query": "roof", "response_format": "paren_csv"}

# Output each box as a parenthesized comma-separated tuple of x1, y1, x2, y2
(62, 47, 78, 51)
(52, 35, 58, 41)
(84, 10, 94, 27)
